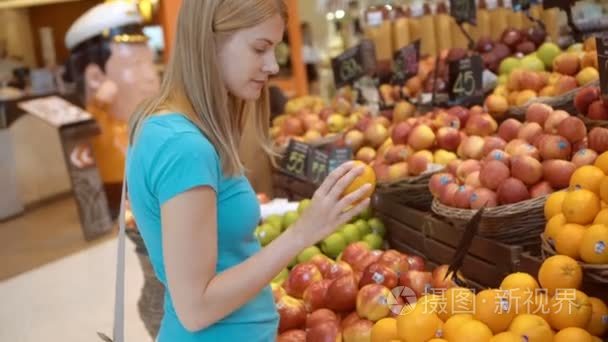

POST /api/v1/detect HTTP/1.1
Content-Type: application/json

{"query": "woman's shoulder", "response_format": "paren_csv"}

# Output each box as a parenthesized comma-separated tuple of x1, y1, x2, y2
(131, 113, 219, 164)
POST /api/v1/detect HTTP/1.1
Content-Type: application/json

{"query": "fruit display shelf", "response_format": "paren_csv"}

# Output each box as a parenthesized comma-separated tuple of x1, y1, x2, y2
(373, 193, 526, 290)
(271, 168, 318, 201)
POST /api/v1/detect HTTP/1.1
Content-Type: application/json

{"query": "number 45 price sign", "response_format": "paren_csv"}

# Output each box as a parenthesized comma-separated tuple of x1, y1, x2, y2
(448, 55, 483, 107)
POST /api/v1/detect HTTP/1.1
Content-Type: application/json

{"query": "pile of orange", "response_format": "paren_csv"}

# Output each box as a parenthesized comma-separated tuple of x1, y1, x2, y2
(370, 263, 607, 341)
(543, 152, 608, 265)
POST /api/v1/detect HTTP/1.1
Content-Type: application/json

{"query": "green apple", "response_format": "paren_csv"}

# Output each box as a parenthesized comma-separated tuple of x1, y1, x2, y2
(321, 233, 347, 259)
(357, 206, 373, 220)
(341, 224, 361, 245)
(362, 233, 383, 250)
(265, 214, 283, 231)
(297, 199, 311, 214)
(272, 268, 289, 284)
(297, 246, 322, 263)
(368, 217, 386, 237)
(255, 223, 281, 246)
(282, 211, 299, 231)
(354, 219, 372, 237)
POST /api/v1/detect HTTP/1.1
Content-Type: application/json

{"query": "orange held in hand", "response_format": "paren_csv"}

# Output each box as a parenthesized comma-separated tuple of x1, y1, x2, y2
(341, 161, 376, 205)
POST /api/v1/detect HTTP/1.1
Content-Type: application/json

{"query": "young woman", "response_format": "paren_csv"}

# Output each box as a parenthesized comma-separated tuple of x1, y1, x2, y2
(126, 1, 372, 341)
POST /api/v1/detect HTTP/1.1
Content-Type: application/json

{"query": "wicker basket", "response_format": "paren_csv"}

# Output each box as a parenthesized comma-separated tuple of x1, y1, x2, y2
(431, 196, 547, 245)
(376, 165, 443, 210)
(506, 81, 600, 121)
(541, 235, 608, 284)
(579, 115, 608, 130)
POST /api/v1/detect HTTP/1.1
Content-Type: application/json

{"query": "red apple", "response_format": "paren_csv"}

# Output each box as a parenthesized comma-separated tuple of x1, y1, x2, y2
(385, 144, 413, 164)
(525, 103, 553, 126)
(482, 136, 507, 156)
(341, 311, 362, 330)
(278, 329, 307, 342)
(272, 282, 287, 302)
(378, 250, 410, 276)
(511, 155, 543, 185)
(436, 127, 462, 151)
(431, 264, 465, 289)
(497, 178, 530, 204)
(303, 279, 331, 312)
(484, 149, 511, 166)
(498, 118, 523, 142)
(542, 160, 576, 189)
(306, 308, 339, 330)
(326, 275, 359, 312)
(406, 255, 425, 272)
(324, 260, 354, 280)
(465, 114, 498, 136)
(429, 173, 457, 198)
(530, 181, 554, 198)
(342, 319, 374, 342)
(439, 183, 460, 206)
(588, 100, 608, 121)
(574, 86, 600, 114)
(391, 121, 413, 145)
(470, 187, 498, 209)
(518, 122, 544, 144)
(344, 130, 366, 151)
(571, 148, 598, 167)
(309, 254, 335, 278)
(359, 262, 399, 289)
(353, 250, 383, 273)
(539, 135, 572, 160)
(456, 159, 481, 182)
(544, 110, 569, 134)
(340, 242, 371, 268)
(447, 105, 470, 126)
(277, 295, 307, 332)
(479, 160, 511, 190)
(453, 185, 475, 209)
(399, 270, 433, 298)
(447, 159, 463, 176)
(588, 127, 608, 153)
(306, 321, 341, 342)
(557, 116, 587, 144)
(284, 263, 323, 299)
(465, 171, 482, 189)
(356, 284, 394, 322)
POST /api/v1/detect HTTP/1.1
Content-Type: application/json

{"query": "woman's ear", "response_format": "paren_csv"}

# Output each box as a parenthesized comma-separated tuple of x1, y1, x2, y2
(84, 63, 105, 90)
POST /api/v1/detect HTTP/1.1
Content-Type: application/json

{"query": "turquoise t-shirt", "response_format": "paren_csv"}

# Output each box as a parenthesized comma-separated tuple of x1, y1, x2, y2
(126, 114, 279, 341)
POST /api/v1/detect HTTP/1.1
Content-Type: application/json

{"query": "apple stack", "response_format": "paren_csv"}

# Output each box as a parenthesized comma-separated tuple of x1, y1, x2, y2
(377, 54, 443, 105)
(273, 240, 463, 341)
(270, 92, 365, 148)
(488, 36, 599, 116)
(430, 102, 605, 211)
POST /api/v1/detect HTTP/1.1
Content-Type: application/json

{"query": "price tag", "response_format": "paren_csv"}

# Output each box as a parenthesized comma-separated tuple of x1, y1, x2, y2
(448, 55, 483, 106)
(450, 0, 476, 25)
(327, 147, 353, 172)
(331, 40, 377, 89)
(392, 40, 420, 85)
(281, 140, 310, 180)
(307, 149, 329, 184)
(512, 0, 531, 12)
(597, 35, 608, 101)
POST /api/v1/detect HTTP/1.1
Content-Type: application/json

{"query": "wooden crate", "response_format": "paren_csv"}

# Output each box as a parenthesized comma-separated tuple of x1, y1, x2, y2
(271, 169, 317, 201)
(517, 252, 608, 303)
(374, 194, 524, 289)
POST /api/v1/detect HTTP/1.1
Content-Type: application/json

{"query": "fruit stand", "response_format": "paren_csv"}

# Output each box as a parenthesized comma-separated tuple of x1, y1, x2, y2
(263, 1, 608, 341)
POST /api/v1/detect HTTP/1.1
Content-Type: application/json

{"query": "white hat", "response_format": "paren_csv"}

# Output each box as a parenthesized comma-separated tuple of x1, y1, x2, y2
(65, 1, 143, 50)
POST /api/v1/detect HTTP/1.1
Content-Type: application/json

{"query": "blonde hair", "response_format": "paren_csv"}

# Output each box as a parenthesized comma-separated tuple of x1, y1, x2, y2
(129, 0, 287, 176)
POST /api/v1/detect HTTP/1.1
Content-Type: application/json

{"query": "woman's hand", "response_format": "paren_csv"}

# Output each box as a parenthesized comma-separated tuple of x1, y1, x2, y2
(290, 161, 373, 248)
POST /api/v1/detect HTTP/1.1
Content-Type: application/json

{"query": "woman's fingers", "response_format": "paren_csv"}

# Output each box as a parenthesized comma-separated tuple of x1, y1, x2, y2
(315, 161, 356, 197)
(327, 165, 365, 200)
(337, 197, 371, 225)
(335, 183, 372, 211)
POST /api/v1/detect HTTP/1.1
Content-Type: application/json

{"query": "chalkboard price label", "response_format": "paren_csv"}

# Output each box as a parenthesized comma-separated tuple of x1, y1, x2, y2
(328, 147, 353, 172)
(392, 40, 421, 85)
(307, 149, 329, 184)
(331, 40, 377, 88)
(450, 0, 476, 25)
(597, 35, 608, 101)
(282, 140, 310, 180)
(448, 55, 483, 106)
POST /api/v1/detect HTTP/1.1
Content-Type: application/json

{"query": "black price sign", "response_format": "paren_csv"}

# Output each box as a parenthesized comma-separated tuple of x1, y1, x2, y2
(448, 55, 483, 106)
(450, 0, 476, 25)
(512, 0, 531, 12)
(307, 149, 329, 184)
(598, 35, 608, 101)
(392, 40, 421, 85)
(282, 140, 310, 180)
(328, 147, 353, 172)
(331, 46, 365, 88)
